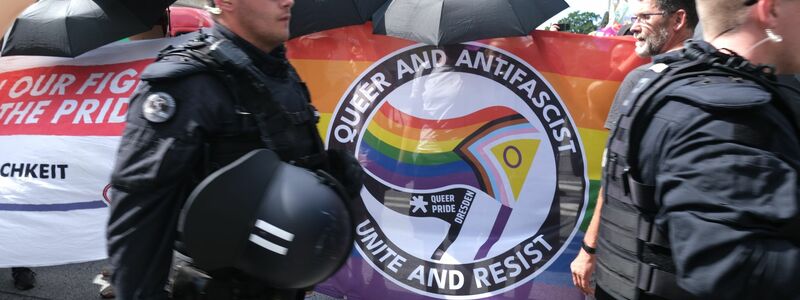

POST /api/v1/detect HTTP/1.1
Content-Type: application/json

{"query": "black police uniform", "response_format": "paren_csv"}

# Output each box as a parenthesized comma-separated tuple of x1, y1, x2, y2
(107, 24, 359, 300)
(595, 40, 800, 300)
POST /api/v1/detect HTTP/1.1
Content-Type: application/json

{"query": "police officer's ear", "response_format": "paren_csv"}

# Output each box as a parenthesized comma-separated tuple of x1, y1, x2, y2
(753, 0, 779, 29)
(671, 9, 689, 32)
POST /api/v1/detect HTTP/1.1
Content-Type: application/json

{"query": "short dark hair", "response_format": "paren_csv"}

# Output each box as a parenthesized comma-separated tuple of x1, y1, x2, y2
(656, 0, 698, 29)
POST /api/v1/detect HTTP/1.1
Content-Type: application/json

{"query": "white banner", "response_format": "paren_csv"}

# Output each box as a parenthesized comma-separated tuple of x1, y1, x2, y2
(0, 36, 192, 267)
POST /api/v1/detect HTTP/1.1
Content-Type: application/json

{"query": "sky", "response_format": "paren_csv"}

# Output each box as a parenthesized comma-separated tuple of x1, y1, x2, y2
(538, 0, 610, 29)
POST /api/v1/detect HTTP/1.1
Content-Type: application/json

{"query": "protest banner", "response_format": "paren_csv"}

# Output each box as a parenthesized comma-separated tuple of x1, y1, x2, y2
(290, 25, 645, 299)
(0, 36, 190, 267)
(0, 25, 645, 299)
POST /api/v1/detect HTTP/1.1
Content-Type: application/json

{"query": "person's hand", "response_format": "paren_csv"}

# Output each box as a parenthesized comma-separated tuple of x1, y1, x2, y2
(549, 24, 560, 31)
(570, 247, 596, 295)
(325, 148, 365, 201)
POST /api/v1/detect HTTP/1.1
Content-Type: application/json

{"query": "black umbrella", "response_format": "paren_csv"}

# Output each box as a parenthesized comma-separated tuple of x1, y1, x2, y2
(289, 0, 387, 38)
(112, 0, 175, 25)
(372, 0, 570, 46)
(2, 0, 174, 57)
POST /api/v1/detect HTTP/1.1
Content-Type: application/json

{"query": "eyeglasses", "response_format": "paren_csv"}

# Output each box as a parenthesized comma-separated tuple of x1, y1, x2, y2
(630, 12, 667, 24)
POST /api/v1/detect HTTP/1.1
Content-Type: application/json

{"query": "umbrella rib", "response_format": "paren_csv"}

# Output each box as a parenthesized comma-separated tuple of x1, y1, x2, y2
(351, 0, 371, 21)
(506, 0, 527, 34)
(438, 0, 445, 44)
(65, 0, 75, 55)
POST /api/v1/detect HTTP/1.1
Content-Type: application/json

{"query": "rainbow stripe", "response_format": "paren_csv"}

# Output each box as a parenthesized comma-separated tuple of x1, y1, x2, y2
(359, 103, 520, 191)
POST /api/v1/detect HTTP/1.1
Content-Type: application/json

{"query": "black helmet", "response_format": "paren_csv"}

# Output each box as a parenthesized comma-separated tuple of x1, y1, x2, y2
(179, 149, 353, 289)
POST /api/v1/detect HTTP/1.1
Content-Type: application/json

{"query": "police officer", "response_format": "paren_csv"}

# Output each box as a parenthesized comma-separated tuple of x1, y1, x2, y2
(595, 0, 800, 299)
(570, 0, 697, 295)
(106, 0, 363, 299)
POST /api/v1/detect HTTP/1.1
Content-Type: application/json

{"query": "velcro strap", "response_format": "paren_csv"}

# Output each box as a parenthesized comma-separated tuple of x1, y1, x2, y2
(602, 201, 671, 248)
(599, 212, 639, 254)
(637, 263, 697, 299)
(604, 179, 627, 204)
(601, 202, 638, 232)
(638, 216, 670, 248)
(626, 171, 657, 212)
(597, 238, 638, 280)
(596, 260, 638, 300)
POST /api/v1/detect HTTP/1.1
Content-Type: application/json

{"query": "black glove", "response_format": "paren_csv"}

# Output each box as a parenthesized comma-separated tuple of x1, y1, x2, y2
(325, 148, 365, 200)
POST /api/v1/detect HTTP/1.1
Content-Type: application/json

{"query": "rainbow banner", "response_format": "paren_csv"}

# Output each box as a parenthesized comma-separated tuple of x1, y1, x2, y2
(0, 24, 645, 298)
(288, 24, 646, 299)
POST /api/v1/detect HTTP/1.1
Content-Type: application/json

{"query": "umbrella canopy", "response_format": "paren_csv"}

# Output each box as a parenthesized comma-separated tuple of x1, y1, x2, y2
(111, 0, 175, 25)
(372, 0, 569, 45)
(289, 0, 387, 38)
(2, 0, 175, 57)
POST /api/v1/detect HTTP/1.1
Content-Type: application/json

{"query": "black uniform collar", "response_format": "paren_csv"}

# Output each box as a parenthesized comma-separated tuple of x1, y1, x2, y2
(674, 39, 777, 79)
(683, 39, 717, 53)
(651, 40, 737, 66)
(639, 41, 716, 68)
(650, 46, 685, 65)
(212, 22, 290, 78)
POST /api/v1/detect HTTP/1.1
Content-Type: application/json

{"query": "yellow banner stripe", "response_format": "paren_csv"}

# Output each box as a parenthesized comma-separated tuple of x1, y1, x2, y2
(366, 122, 462, 153)
(578, 127, 608, 181)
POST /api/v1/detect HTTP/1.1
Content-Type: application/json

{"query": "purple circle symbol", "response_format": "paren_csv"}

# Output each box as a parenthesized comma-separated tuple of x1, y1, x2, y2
(503, 146, 522, 168)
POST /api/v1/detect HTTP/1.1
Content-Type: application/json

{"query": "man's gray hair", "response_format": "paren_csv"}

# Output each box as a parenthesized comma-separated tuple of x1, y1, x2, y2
(655, 0, 698, 29)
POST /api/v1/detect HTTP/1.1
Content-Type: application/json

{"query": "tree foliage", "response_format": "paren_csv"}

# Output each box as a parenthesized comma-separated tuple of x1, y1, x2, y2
(557, 11, 602, 34)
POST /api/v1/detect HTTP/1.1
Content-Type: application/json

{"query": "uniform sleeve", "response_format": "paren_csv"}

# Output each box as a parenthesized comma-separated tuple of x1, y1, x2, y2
(650, 102, 800, 299)
(107, 81, 208, 300)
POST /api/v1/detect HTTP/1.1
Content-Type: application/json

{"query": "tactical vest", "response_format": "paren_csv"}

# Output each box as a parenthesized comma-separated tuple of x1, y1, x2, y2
(147, 31, 328, 174)
(595, 41, 800, 300)
(141, 31, 330, 299)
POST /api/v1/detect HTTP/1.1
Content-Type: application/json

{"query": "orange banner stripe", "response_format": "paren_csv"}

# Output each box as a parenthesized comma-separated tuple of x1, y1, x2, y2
(371, 107, 486, 141)
(286, 24, 648, 81)
(540, 71, 622, 131)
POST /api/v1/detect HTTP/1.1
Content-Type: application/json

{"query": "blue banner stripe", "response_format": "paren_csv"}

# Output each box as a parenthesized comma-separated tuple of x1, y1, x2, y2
(0, 200, 107, 212)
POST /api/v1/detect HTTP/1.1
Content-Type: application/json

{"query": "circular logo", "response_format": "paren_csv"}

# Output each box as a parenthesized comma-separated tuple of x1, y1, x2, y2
(142, 92, 176, 123)
(327, 43, 588, 299)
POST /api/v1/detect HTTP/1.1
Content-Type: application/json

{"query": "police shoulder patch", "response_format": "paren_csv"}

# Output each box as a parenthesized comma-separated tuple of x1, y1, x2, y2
(142, 92, 177, 123)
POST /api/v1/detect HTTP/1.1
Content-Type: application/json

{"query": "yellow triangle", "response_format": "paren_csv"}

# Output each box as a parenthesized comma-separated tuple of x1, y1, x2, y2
(490, 139, 540, 201)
